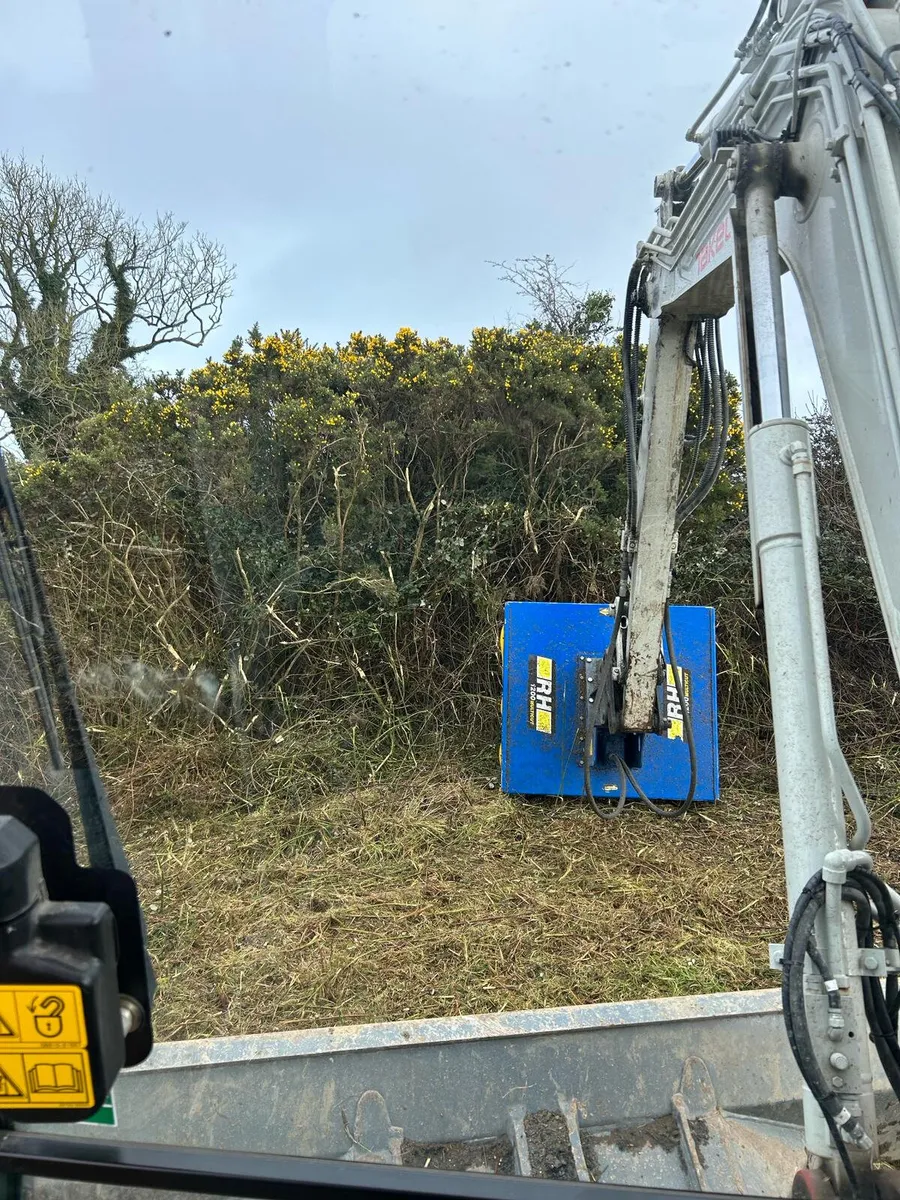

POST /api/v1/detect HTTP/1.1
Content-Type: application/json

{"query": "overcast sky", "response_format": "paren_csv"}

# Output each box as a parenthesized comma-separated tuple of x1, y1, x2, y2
(2, 0, 823, 402)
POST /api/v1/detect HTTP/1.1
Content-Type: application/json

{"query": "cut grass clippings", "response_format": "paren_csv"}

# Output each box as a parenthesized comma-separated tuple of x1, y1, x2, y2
(91, 720, 900, 1044)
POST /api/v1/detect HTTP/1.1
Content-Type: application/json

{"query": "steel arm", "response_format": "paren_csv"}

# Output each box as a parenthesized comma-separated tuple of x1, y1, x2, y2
(621, 315, 693, 732)
(625, 0, 900, 726)
(626, 2, 900, 1184)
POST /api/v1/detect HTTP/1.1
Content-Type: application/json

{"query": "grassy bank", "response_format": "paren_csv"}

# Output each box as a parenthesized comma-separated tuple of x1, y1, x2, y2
(98, 720, 871, 1043)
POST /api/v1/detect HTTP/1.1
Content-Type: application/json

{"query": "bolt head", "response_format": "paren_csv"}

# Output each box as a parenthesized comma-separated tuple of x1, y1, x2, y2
(862, 953, 880, 971)
(830, 1052, 850, 1071)
(832, 1076, 845, 1090)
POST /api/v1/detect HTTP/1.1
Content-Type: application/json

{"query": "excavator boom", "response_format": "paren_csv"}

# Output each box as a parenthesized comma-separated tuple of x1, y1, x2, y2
(626, 0, 900, 730)
(618, 1, 900, 1191)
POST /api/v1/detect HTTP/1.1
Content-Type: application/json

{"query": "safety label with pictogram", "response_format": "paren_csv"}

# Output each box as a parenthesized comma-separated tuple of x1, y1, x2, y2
(0, 985, 87, 1048)
(0, 1051, 94, 1107)
(0, 986, 93, 1107)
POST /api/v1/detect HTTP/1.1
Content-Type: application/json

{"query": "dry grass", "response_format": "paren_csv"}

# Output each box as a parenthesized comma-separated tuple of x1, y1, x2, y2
(88, 718, 900, 1044)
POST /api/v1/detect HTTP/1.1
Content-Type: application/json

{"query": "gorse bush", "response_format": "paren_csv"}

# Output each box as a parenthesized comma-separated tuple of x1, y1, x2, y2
(17, 324, 642, 740)
(13, 320, 889, 783)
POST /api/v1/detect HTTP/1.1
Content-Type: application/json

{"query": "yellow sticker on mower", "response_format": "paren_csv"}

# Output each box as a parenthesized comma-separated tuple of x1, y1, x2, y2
(528, 655, 555, 736)
(665, 664, 692, 741)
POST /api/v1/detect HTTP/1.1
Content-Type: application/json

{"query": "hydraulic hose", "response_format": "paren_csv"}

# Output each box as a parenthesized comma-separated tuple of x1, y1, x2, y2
(591, 606, 697, 820)
(783, 877, 867, 1198)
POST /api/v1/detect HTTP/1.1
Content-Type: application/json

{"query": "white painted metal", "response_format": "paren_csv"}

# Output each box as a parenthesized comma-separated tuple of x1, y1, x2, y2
(746, 418, 876, 1161)
(745, 421, 846, 905)
(623, 314, 693, 732)
(627, 2, 900, 1173)
(639, 1, 900, 682)
(790, 440, 871, 851)
(745, 177, 792, 421)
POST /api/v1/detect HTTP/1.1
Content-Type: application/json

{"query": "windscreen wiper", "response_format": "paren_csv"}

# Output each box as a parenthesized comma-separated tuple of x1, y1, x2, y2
(0, 454, 155, 1122)
(0, 451, 128, 876)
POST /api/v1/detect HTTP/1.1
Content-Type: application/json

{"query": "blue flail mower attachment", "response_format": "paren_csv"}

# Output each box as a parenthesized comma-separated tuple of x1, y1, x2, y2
(500, 603, 719, 804)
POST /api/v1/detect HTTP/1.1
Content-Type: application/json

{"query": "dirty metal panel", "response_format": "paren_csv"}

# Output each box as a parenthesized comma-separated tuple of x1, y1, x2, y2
(30, 991, 793, 1159)
(21, 988, 899, 1200)
(588, 1116, 690, 1191)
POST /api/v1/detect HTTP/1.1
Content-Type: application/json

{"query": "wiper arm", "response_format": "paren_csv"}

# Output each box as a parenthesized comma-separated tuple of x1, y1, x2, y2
(0, 451, 129, 876)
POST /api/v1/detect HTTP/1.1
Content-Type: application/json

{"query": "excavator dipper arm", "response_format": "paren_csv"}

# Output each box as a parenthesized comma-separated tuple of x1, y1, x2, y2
(622, 2, 900, 1191)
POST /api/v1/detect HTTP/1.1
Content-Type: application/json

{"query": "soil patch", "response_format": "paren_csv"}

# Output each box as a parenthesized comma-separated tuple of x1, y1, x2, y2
(402, 1137, 514, 1174)
(524, 1111, 578, 1181)
(604, 1115, 681, 1155)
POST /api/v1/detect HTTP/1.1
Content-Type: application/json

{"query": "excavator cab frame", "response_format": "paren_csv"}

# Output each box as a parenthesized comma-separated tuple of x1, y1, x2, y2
(9, 3, 900, 1198)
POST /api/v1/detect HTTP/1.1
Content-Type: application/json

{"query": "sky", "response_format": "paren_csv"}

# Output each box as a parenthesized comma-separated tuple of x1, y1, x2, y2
(0, 0, 824, 403)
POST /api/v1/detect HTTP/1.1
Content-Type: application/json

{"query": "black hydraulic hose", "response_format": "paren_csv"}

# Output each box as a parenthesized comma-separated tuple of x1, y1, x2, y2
(883, 43, 900, 86)
(823, 1111, 861, 1200)
(805, 935, 841, 1021)
(842, 24, 900, 93)
(853, 869, 900, 948)
(856, 945, 900, 1096)
(826, 18, 900, 128)
(677, 319, 730, 527)
(888, 971, 899, 1032)
(712, 321, 730, 469)
(581, 591, 626, 820)
(583, 754, 628, 822)
(678, 325, 708, 510)
(783, 876, 869, 1180)
(779, 866, 900, 1200)
(621, 262, 643, 538)
(846, 875, 900, 1085)
(783, 887, 827, 1085)
(583, 607, 697, 820)
(848, 870, 900, 1041)
(610, 754, 689, 819)
(603, 607, 698, 820)
(681, 325, 722, 512)
(849, 871, 898, 998)
(696, 322, 714, 445)
(861, 973, 900, 1098)
(786, 5, 820, 140)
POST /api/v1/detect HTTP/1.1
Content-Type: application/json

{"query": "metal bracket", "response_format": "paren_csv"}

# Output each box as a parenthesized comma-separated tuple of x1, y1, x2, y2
(852, 948, 889, 978)
(769, 943, 892, 978)
(578, 654, 618, 745)
(827, 122, 853, 163)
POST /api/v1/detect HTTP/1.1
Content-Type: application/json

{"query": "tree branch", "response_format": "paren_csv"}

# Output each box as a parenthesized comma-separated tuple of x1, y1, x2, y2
(0, 153, 235, 454)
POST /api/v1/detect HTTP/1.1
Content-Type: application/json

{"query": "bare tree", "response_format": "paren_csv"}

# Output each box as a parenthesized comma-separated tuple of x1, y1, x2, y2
(0, 155, 234, 456)
(490, 254, 613, 344)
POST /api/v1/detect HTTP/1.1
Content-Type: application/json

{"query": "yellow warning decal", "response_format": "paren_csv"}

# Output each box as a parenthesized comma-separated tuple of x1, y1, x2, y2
(0, 985, 88, 1049)
(0, 1051, 94, 1108)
